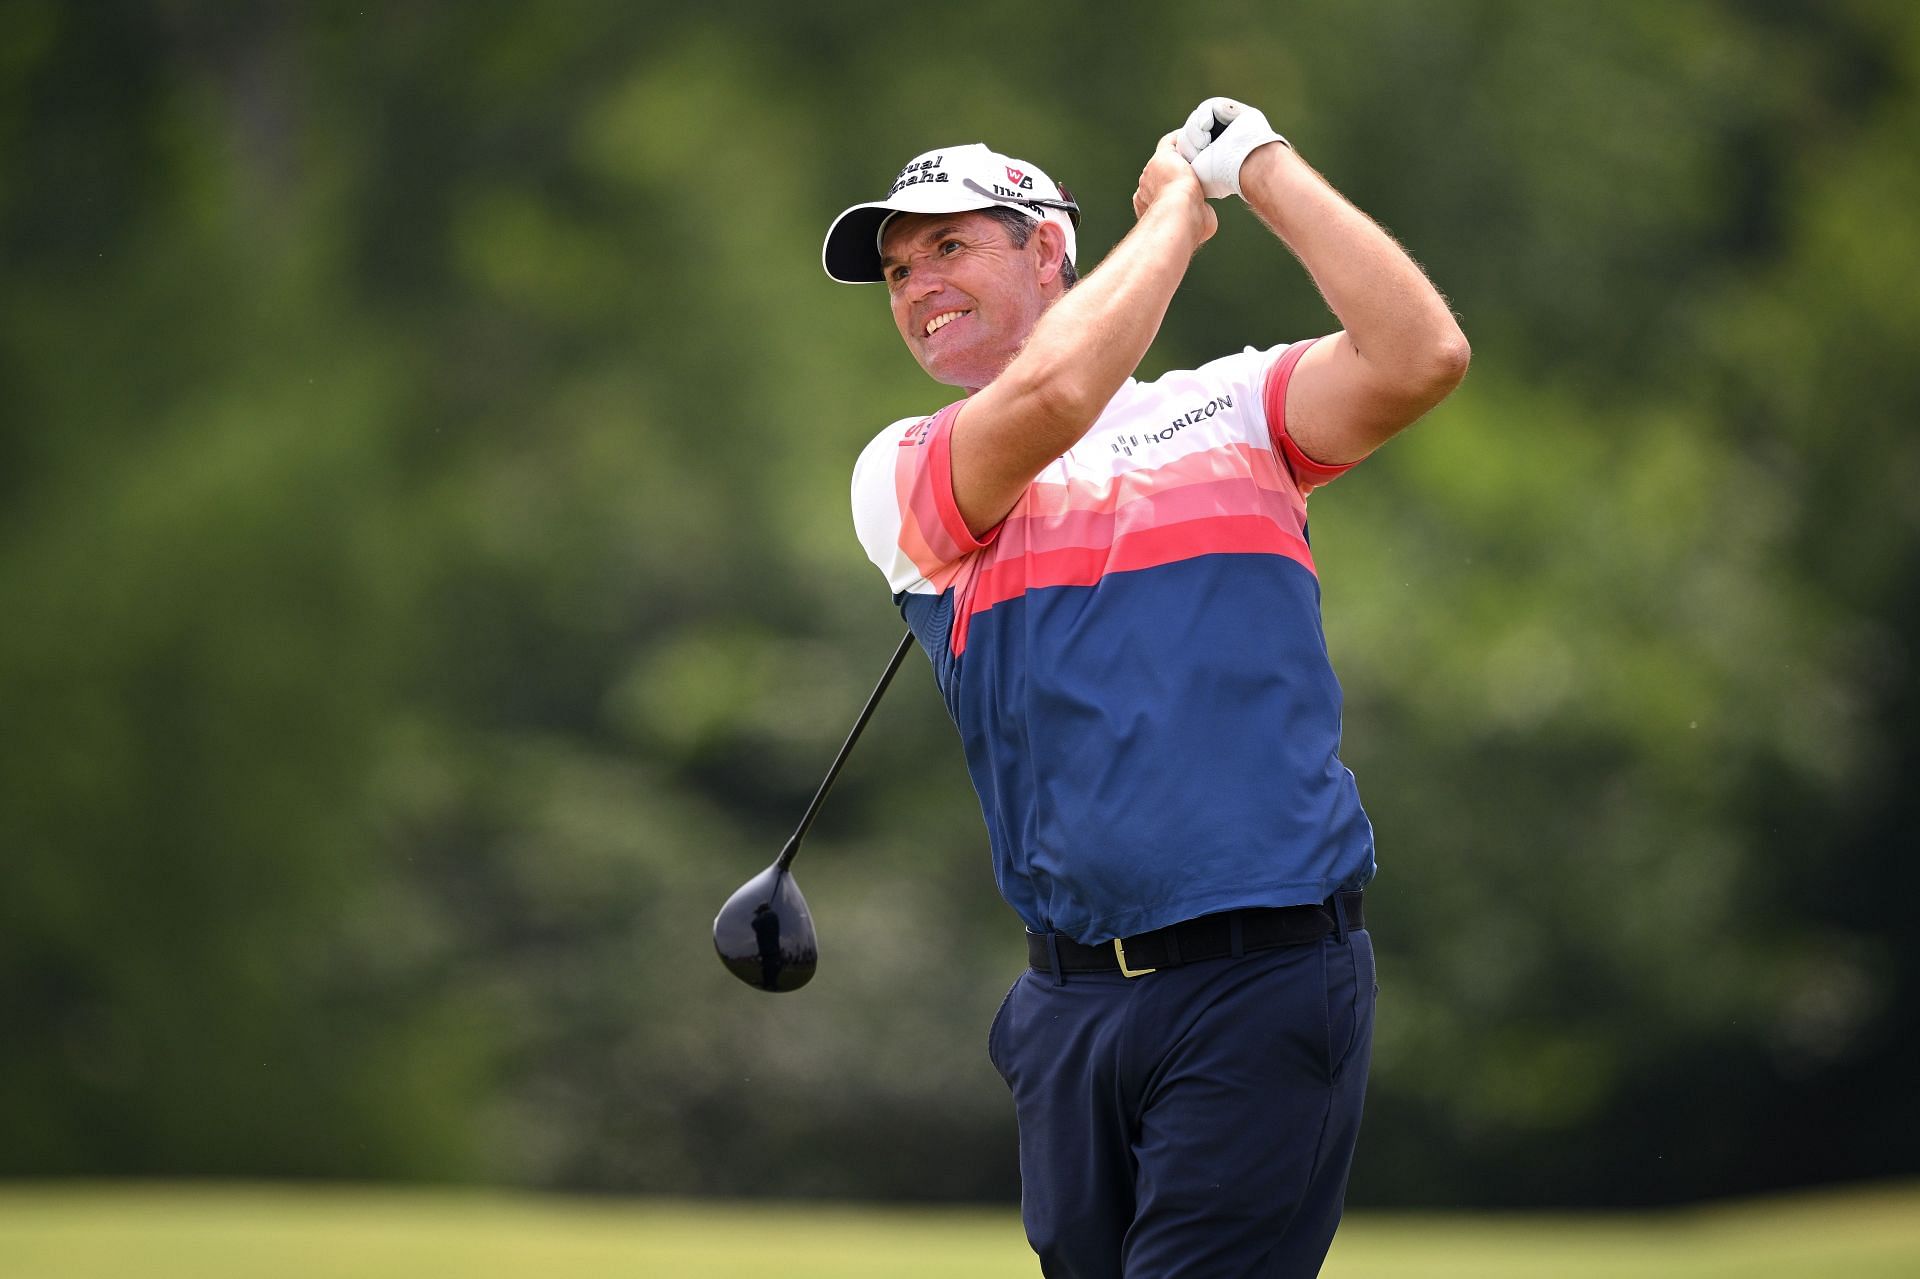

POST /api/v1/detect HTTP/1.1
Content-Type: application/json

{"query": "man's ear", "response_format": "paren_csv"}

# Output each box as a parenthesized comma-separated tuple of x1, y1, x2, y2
(1032, 219, 1069, 288)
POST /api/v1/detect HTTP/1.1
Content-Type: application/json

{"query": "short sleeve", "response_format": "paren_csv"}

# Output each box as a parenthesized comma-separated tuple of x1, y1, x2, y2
(1262, 337, 1357, 495)
(851, 400, 997, 595)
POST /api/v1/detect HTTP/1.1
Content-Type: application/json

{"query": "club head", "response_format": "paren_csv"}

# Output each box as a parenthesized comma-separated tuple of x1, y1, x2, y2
(713, 863, 818, 992)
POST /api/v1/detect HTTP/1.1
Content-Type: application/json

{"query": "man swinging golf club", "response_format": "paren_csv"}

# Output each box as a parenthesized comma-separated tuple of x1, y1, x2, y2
(825, 97, 1469, 1277)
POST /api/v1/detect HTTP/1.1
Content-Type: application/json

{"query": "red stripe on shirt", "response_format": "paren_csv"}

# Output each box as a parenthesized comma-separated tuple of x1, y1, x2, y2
(958, 516, 1316, 648)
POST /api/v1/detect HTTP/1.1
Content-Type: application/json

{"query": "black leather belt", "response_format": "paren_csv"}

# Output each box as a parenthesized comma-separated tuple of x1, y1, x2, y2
(1026, 892, 1364, 977)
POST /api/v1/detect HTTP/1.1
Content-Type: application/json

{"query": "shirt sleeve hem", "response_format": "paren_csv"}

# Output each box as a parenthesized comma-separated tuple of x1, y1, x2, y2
(927, 401, 1000, 551)
(1263, 337, 1358, 493)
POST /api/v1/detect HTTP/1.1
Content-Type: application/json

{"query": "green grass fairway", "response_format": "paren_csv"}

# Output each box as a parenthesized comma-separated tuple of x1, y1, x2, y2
(1, 1182, 1917, 1278)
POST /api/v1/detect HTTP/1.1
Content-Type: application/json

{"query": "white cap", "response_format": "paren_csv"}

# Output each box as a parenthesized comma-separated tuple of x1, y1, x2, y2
(822, 143, 1080, 284)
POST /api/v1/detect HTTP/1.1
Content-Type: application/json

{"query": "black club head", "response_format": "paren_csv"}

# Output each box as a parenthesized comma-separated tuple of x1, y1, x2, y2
(713, 863, 818, 992)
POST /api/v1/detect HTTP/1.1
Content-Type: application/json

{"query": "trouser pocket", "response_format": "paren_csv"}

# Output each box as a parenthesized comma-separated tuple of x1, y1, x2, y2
(987, 974, 1022, 1081)
(1326, 930, 1376, 1082)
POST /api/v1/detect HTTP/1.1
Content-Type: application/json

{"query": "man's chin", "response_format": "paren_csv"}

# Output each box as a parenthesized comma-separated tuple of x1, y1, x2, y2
(918, 355, 981, 391)
(916, 346, 1003, 394)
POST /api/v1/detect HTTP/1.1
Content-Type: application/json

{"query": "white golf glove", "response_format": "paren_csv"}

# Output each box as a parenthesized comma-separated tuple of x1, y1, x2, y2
(1175, 97, 1289, 200)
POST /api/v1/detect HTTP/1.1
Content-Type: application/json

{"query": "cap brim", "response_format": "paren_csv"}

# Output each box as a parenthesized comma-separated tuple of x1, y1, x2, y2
(822, 184, 1015, 284)
(821, 203, 898, 284)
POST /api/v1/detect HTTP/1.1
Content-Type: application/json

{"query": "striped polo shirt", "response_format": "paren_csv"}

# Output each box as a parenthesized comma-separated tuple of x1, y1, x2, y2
(851, 340, 1375, 945)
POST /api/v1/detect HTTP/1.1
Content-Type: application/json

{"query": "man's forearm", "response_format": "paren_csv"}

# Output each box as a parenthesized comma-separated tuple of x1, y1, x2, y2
(996, 198, 1207, 425)
(952, 183, 1212, 533)
(1239, 143, 1466, 383)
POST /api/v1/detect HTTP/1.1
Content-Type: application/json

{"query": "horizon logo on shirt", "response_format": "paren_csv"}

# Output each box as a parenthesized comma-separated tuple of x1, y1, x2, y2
(1110, 393, 1237, 455)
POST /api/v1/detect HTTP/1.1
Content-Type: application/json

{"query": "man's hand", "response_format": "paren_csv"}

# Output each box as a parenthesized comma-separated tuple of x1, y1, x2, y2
(1133, 132, 1218, 246)
(1175, 97, 1289, 200)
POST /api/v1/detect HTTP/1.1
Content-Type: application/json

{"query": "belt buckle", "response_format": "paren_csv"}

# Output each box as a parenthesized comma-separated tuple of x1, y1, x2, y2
(1113, 937, 1157, 978)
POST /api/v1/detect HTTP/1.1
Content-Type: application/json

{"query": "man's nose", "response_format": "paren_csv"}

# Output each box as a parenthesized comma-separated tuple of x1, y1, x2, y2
(903, 264, 947, 303)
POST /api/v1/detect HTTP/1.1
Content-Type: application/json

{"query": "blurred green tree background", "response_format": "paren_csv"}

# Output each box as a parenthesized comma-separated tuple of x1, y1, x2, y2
(3, 0, 1914, 1207)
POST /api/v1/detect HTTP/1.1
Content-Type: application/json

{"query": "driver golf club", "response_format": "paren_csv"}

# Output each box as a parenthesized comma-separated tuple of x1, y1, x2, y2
(713, 630, 916, 992)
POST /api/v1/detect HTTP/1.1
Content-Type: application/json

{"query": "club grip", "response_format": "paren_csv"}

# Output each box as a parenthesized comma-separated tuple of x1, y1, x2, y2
(1207, 100, 1244, 141)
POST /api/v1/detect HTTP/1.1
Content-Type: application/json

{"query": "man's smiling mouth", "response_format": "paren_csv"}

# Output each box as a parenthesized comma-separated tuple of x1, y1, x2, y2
(924, 309, 971, 337)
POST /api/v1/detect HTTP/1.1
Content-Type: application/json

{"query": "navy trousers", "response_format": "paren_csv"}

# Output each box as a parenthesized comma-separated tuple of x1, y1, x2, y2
(989, 928, 1375, 1278)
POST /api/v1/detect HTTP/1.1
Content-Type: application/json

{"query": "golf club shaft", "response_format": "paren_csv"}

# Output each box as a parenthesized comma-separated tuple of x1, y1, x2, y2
(774, 630, 916, 872)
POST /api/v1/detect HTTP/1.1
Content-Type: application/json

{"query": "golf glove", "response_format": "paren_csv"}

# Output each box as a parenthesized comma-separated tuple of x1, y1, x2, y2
(1175, 97, 1289, 200)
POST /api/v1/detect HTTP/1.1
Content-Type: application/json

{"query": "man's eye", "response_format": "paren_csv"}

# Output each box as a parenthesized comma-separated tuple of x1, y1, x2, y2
(939, 240, 961, 255)
(889, 266, 910, 284)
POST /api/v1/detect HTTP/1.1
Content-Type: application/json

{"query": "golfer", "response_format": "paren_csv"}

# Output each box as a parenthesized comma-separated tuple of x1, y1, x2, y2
(825, 98, 1468, 1277)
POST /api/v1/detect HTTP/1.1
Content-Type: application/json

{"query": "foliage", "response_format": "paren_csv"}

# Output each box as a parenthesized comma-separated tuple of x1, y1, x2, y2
(1, 0, 1914, 1204)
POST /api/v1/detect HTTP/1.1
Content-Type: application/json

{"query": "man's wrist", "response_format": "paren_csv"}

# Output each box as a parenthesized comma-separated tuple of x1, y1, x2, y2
(1237, 139, 1301, 200)
(1141, 187, 1213, 251)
